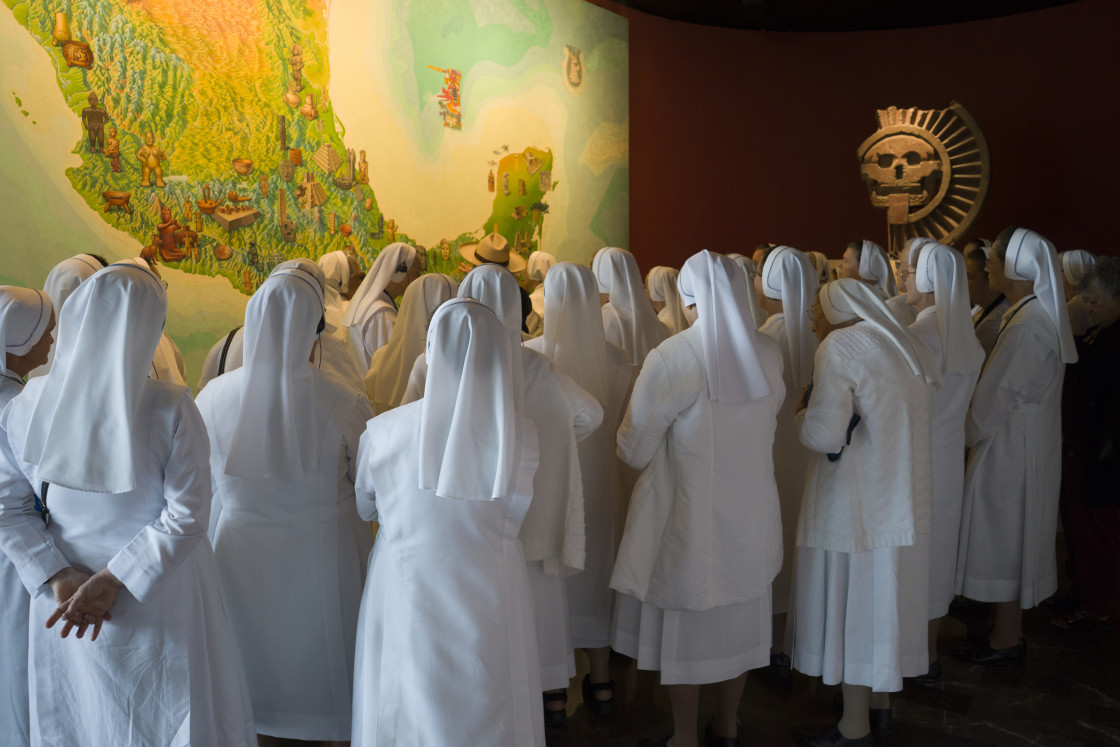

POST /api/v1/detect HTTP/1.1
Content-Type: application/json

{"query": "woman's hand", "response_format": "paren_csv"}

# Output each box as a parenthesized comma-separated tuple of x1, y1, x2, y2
(47, 567, 90, 607)
(46, 569, 123, 641)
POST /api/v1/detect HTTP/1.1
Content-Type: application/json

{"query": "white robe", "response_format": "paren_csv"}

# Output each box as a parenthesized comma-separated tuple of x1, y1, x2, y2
(956, 296, 1064, 607)
(790, 322, 933, 691)
(609, 327, 784, 684)
(349, 296, 396, 373)
(195, 369, 373, 740)
(151, 332, 187, 386)
(972, 295, 1011, 362)
(0, 378, 29, 746)
(909, 307, 979, 618)
(525, 338, 634, 649)
(352, 402, 545, 747)
(885, 293, 918, 328)
(0, 379, 256, 746)
(758, 313, 814, 616)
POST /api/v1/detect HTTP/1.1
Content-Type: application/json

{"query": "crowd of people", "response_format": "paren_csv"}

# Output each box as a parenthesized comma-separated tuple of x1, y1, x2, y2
(0, 227, 1115, 747)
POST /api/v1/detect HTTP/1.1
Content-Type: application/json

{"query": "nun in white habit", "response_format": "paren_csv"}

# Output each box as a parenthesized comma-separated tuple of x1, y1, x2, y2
(611, 250, 784, 746)
(525, 262, 634, 713)
(0, 287, 53, 747)
(729, 253, 769, 329)
(0, 262, 256, 746)
(352, 298, 545, 747)
(114, 257, 189, 386)
(195, 267, 374, 743)
(840, 239, 915, 327)
(344, 243, 421, 372)
(592, 247, 668, 365)
(319, 249, 357, 326)
(955, 227, 1077, 663)
(790, 279, 937, 747)
(524, 250, 556, 338)
(962, 241, 1011, 362)
(402, 264, 602, 718)
(807, 251, 831, 286)
(903, 243, 983, 678)
(645, 265, 691, 335)
(30, 253, 104, 377)
(757, 246, 818, 643)
(1061, 249, 1096, 336)
(365, 273, 457, 414)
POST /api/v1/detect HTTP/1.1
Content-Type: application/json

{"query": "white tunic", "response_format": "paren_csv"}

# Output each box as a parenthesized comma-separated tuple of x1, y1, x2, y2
(609, 327, 784, 684)
(956, 297, 1064, 607)
(0, 379, 256, 746)
(885, 293, 918, 327)
(349, 296, 396, 373)
(0, 378, 29, 746)
(909, 307, 979, 618)
(195, 369, 373, 740)
(352, 403, 545, 747)
(525, 338, 633, 648)
(759, 313, 814, 615)
(151, 332, 188, 386)
(972, 295, 1011, 362)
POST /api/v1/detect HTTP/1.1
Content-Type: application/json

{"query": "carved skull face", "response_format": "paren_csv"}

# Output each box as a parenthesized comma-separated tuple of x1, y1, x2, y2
(860, 134, 942, 208)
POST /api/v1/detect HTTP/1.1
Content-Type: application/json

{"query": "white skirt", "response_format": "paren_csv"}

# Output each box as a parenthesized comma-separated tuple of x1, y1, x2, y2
(0, 555, 29, 745)
(790, 535, 929, 692)
(527, 561, 576, 690)
(610, 589, 772, 686)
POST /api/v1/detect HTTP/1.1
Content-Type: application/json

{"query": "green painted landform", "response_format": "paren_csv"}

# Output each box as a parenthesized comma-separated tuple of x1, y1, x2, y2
(5, 0, 552, 292)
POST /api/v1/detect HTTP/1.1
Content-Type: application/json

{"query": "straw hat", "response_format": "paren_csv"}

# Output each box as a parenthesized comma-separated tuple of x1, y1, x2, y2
(459, 232, 527, 273)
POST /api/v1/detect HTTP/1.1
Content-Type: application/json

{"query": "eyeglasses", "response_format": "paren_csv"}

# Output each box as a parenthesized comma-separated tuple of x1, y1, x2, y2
(806, 308, 816, 322)
(897, 267, 913, 280)
(985, 257, 1002, 270)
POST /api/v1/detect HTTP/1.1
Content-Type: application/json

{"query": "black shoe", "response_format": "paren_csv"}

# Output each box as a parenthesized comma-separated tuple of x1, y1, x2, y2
(904, 659, 942, 685)
(704, 721, 741, 746)
(543, 690, 567, 726)
(797, 728, 873, 747)
(869, 707, 891, 737)
(769, 651, 792, 681)
(953, 637, 1026, 667)
(581, 673, 617, 716)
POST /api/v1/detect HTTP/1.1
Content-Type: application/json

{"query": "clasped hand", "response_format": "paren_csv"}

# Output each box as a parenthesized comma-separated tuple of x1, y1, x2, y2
(45, 567, 123, 641)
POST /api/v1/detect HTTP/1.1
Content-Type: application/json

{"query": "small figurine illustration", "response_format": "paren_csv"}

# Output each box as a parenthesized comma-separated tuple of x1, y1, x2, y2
(81, 92, 108, 152)
(156, 205, 189, 262)
(301, 94, 319, 121)
(137, 131, 166, 187)
(279, 115, 288, 152)
(538, 170, 552, 192)
(385, 218, 398, 243)
(517, 179, 527, 196)
(358, 150, 370, 185)
(501, 173, 510, 196)
(488, 169, 495, 193)
(290, 44, 304, 90)
(103, 126, 121, 172)
(284, 80, 301, 109)
(563, 45, 584, 98)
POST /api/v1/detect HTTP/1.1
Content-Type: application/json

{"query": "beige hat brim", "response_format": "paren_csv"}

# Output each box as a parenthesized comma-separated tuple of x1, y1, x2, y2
(458, 242, 527, 273)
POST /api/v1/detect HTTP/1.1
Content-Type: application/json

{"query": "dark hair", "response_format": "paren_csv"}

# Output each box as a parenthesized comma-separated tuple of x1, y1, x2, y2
(846, 240, 863, 258)
(991, 226, 1021, 264)
(756, 243, 778, 269)
(1082, 256, 1120, 299)
(89, 254, 110, 267)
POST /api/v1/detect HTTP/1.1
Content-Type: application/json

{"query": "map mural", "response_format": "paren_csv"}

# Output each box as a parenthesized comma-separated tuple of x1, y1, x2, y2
(0, 0, 628, 383)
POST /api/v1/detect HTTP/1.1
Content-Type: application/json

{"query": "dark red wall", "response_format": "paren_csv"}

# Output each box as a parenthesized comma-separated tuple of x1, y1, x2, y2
(589, 0, 1120, 270)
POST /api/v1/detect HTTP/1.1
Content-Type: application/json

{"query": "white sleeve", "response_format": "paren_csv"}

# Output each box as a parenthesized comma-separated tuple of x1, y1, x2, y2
(400, 354, 428, 406)
(550, 365, 604, 442)
(797, 340, 856, 454)
(616, 349, 679, 470)
(966, 325, 1057, 446)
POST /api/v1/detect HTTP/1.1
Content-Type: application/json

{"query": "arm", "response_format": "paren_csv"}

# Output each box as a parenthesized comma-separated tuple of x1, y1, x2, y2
(966, 325, 1054, 446)
(354, 423, 379, 522)
(796, 340, 857, 454)
(550, 363, 604, 442)
(399, 354, 427, 406)
(105, 391, 213, 603)
(616, 349, 680, 470)
(344, 394, 375, 498)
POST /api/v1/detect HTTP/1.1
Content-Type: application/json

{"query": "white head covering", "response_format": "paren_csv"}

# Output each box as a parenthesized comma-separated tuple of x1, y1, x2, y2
(857, 240, 897, 297)
(966, 238, 993, 259)
(366, 273, 457, 411)
(343, 243, 417, 328)
(274, 258, 327, 293)
(0, 287, 52, 380)
(420, 298, 520, 501)
(807, 251, 830, 285)
(526, 251, 557, 283)
(43, 254, 103, 314)
(591, 247, 666, 365)
(542, 263, 611, 403)
(1061, 249, 1096, 288)
(727, 254, 769, 329)
(677, 250, 772, 403)
(645, 266, 690, 335)
(22, 262, 166, 493)
(819, 278, 940, 386)
(1003, 228, 1078, 364)
(317, 251, 350, 295)
(760, 245, 819, 388)
(224, 268, 325, 480)
(457, 264, 525, 410)
(914, 243, 986, 376)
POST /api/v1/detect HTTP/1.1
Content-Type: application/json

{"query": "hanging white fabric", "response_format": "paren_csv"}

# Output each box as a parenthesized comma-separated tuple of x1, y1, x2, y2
(858, 240, 897, 297)
(676, 250, 772, 403)
(727, 254, 769, 329)
(457, 264, 525, 411)
(645, 266, 690, 335)
(1060, 249, 1096, 287)
(43, 254, 103, 314)
(343, 243, 417, 328)
(806, 250, 830, 285)
(541, 263, 611, 404)
(318, 251, 350, 296)
(760, 245, 819, 388)
(224, 268, 325, 480)
(1003, 228, 1078, 364)
(367, 273, 458, 411)
(819, 278, 941, 386)
(914, 243, 986, 377)
(0, 287, 52, 379)
(591, 247, 667, 365)
(526, 251, 557, 283)
(419, 298, 521, 501)
(21, 262, 166, 493)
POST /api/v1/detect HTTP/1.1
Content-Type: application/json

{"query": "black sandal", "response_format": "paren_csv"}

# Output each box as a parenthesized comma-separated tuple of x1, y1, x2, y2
(543, 690, 568, 726)
(581, 673, 617, 716)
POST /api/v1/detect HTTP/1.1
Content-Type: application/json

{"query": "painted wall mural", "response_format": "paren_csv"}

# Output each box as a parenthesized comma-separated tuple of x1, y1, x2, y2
(0, 0, 628, 383)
